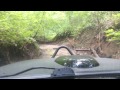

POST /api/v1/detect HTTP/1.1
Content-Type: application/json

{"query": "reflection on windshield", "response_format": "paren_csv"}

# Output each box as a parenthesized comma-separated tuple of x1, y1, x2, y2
(55, 55, 99, 68)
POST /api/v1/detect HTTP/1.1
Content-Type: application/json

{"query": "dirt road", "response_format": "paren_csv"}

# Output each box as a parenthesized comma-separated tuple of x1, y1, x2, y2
(39, 44, 75, 59)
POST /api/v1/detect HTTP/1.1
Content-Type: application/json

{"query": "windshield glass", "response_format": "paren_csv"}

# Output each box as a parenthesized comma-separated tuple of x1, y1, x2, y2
(0, 11, 120, 79)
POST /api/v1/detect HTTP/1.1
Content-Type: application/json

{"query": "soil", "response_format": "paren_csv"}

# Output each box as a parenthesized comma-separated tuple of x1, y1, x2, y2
(1, 39, 120, 67)
(39, 38, 120, 60)
(39, 43, 76, 59)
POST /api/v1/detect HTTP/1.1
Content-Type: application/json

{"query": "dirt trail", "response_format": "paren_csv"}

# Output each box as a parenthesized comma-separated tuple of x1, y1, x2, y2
(39, 44, 75, 59)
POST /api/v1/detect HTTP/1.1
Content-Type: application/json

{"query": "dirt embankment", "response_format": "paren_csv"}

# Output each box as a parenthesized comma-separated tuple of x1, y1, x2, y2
(39, 39, 120, 60)
(63, 36, 120, 59)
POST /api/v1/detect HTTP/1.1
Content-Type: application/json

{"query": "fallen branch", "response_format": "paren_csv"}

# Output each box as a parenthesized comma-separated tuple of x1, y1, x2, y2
(90, 47, 100, 58)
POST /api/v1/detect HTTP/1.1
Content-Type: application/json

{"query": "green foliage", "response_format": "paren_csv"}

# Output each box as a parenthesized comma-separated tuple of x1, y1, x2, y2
(105, 28, 120, 42)
(1, 11, 120, 62)
(53, 29, 73, 41)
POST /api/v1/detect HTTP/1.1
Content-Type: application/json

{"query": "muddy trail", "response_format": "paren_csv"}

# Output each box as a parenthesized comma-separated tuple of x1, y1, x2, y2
(1, 39, 120, 67)
(39, 40, 120, 59)
(39, 44, 75, 59)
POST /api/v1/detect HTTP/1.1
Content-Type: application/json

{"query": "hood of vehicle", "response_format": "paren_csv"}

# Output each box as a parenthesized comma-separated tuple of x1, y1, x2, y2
(0, 58, 64, 77)
(74, 58, 120, 75)
(0, 56, 120, 79)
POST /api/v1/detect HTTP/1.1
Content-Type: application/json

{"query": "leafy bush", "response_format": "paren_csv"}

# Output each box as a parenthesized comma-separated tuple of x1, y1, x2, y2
(53, 29, 74, 41)
(0, 29, 41, 63)
(105, 29, 120, 43)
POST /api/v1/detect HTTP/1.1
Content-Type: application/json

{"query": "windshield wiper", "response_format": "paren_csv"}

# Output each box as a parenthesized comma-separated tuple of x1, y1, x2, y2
(0, 67, 55, 78)
(0, 67, 76, 79)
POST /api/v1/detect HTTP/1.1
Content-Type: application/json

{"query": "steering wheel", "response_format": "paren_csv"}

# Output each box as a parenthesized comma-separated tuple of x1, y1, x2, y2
(51, 46, 74, 58)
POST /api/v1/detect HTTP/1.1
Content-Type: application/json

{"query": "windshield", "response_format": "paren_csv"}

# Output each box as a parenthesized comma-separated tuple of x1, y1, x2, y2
(0, 11, 120, 79)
